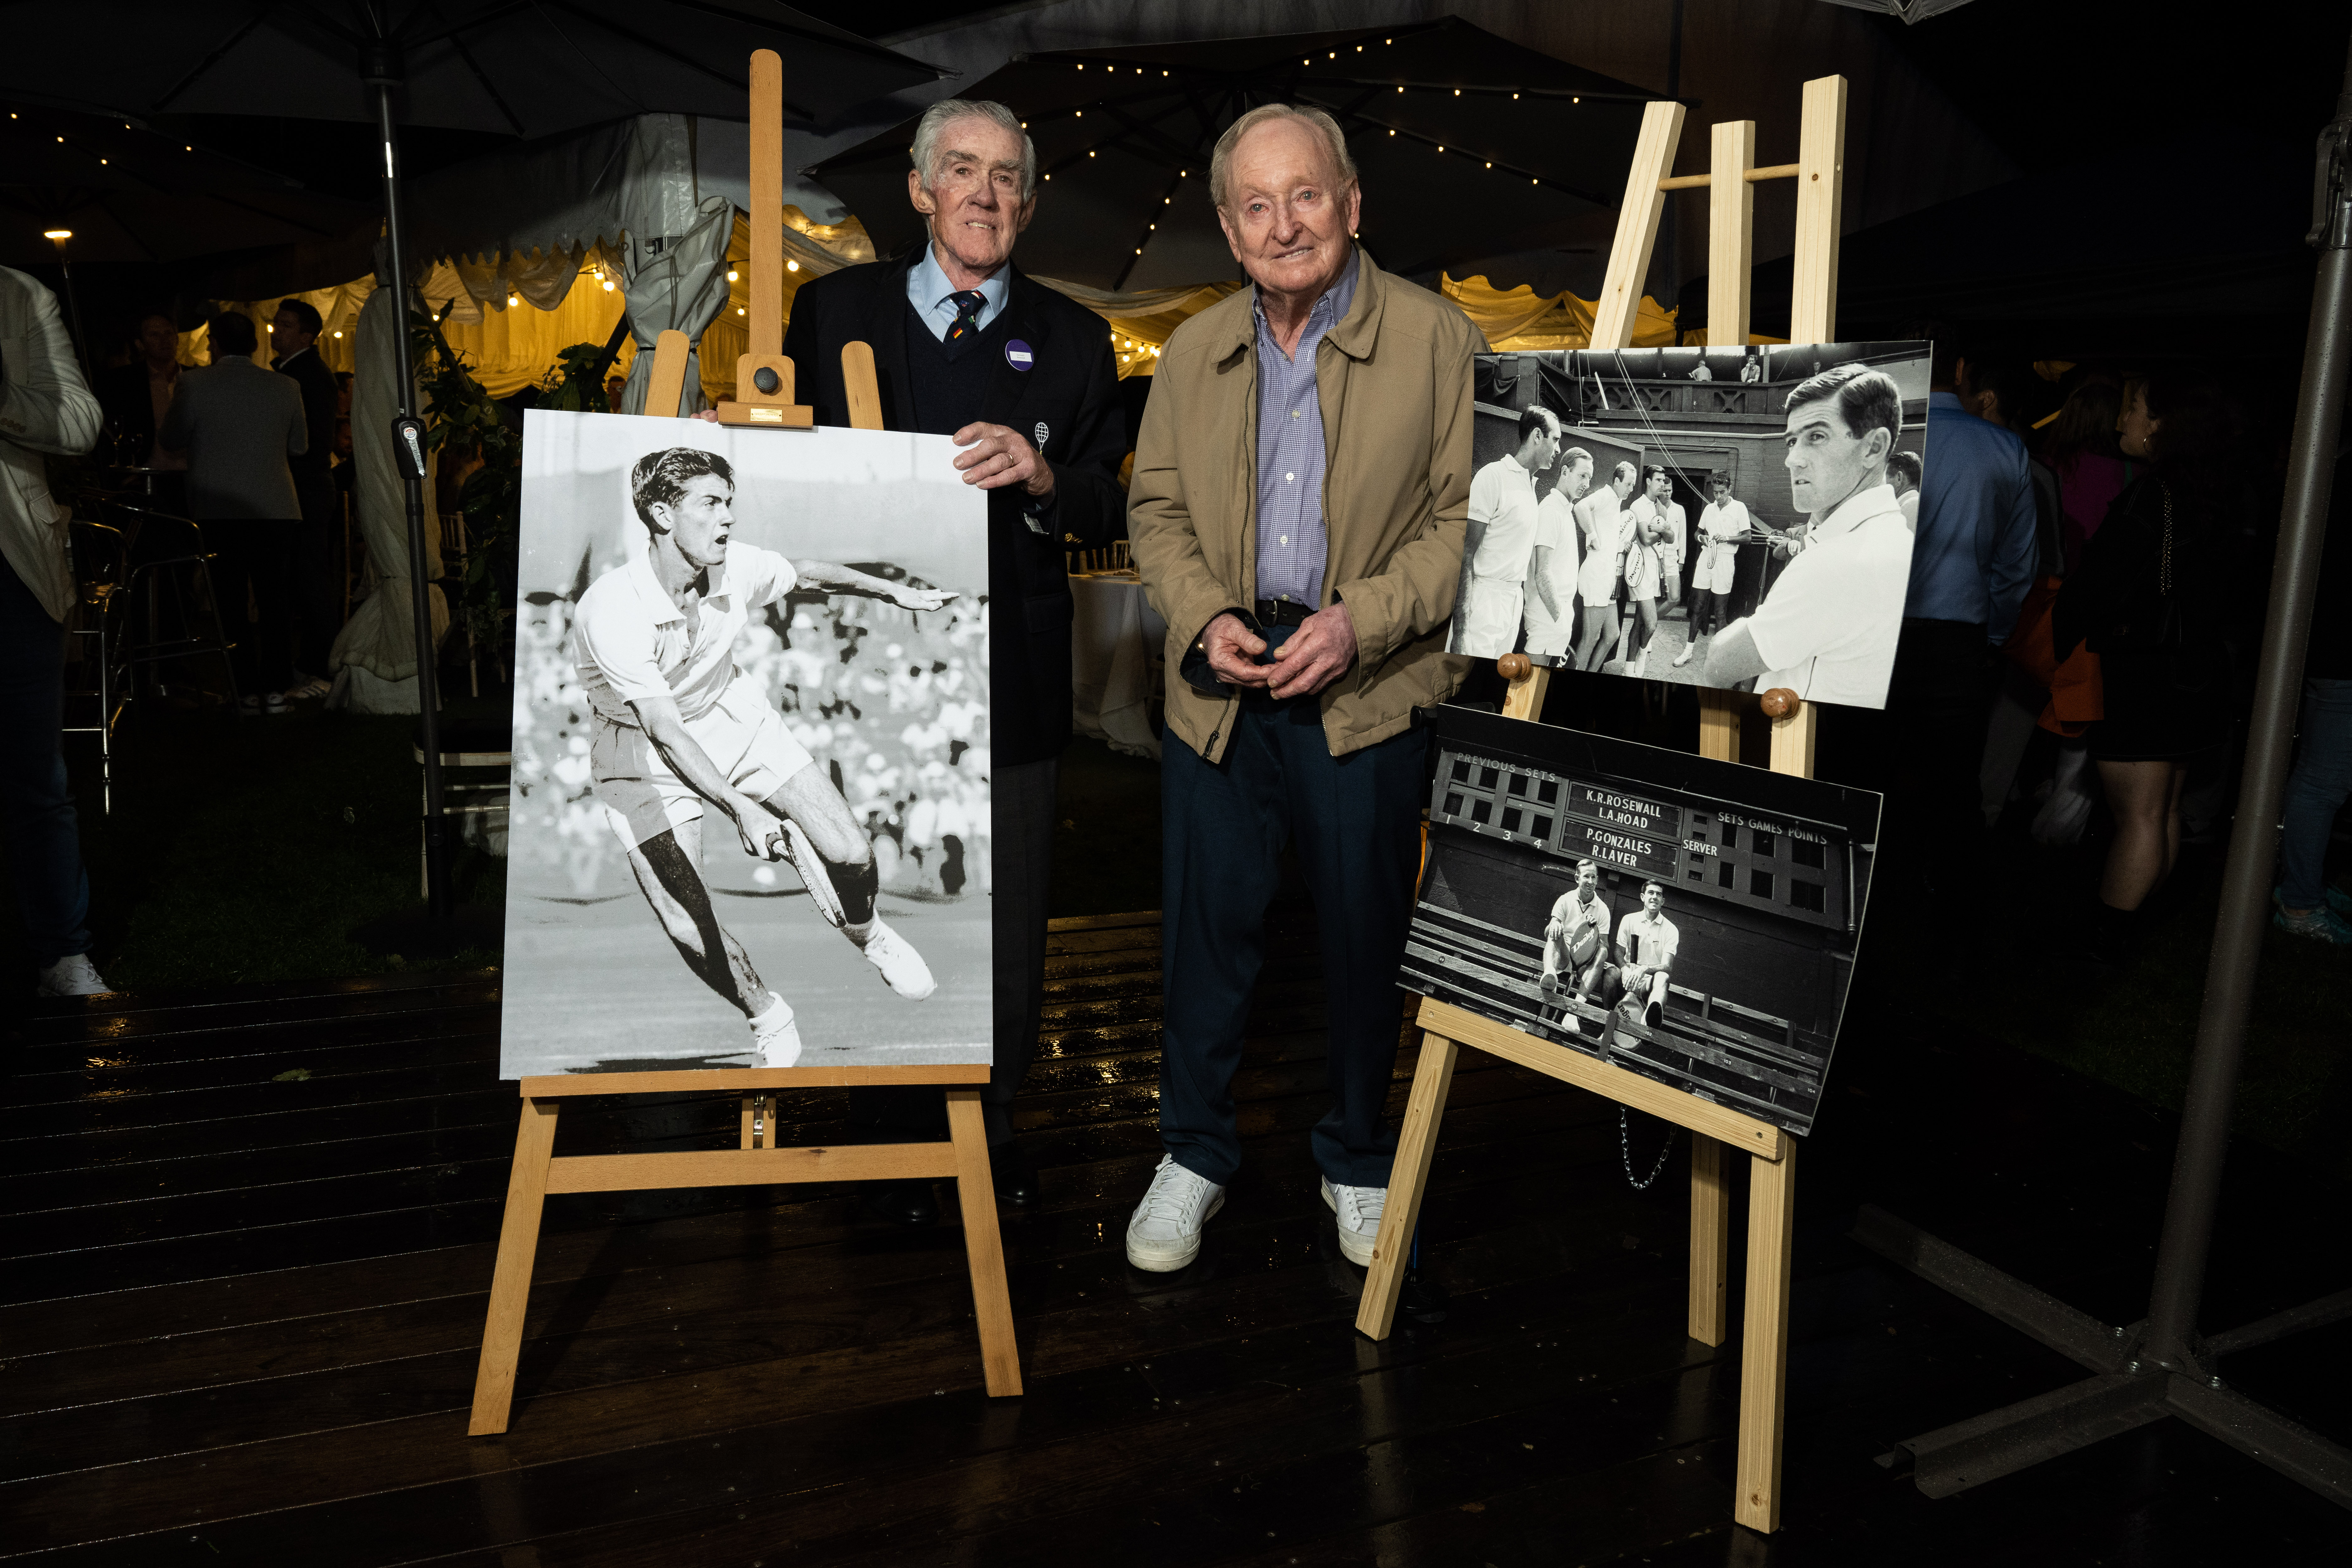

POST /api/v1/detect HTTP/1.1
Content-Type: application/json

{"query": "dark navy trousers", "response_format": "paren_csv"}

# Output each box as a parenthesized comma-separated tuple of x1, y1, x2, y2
(2, 559, 92, 964)
(1158, 637, 1427, 1188)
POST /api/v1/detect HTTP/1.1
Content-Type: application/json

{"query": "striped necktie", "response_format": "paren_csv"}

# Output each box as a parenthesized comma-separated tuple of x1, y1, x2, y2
(945, 289, 987, 343)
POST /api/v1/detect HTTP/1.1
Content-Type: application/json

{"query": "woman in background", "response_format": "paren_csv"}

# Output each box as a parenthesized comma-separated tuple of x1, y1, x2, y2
(2054, 373, 2245, 961)
(2045, 378, 2129, 575)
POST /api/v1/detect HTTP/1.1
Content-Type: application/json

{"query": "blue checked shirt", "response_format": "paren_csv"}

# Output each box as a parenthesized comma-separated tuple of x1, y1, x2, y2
(1253, 249, 1359, 607)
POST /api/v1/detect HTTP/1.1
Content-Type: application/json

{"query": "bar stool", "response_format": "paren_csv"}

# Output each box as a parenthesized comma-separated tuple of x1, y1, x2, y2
(62, 519, 130, 813)
(416, 714, 513, 898)
(98, 499, 242, 714)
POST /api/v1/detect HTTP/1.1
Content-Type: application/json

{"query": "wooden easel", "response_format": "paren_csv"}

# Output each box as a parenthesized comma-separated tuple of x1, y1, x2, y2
(468, 51, 1020, 1437)
(1355, 77, 1849, 1535)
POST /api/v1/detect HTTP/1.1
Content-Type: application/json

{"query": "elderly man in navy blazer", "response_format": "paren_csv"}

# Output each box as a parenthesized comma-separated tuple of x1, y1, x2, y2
(781, 98, 1127, 1221)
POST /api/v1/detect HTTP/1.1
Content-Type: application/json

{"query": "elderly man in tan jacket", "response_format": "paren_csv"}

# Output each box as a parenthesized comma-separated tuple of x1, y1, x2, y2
(1125, 103, 1482, 1271)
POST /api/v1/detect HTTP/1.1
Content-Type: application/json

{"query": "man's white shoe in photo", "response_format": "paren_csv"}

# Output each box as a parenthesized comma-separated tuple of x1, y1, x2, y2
(1322, 1176, 1387, 1267)
(35, 953, 113, 998)
(1125, 1155, 1225, 1272)
(860, 918, 937, 1000)
(749, 992, 802, 1067)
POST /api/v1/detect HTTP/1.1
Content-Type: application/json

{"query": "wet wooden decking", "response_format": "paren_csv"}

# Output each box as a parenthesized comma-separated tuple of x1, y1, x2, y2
(5, 911, 2348, 1565)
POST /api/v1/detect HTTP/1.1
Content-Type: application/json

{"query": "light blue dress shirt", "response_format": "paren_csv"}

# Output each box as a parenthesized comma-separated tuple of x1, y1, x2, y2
(906, 245, 1010, 342)
(1254, 248, 1359, 607)
(1911, 390, 2039, 644)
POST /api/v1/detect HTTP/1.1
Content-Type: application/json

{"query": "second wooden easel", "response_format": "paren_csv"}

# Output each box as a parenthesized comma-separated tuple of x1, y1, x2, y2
(468, 50, 1019, 1436)
(1355, 76, 1850, 1535)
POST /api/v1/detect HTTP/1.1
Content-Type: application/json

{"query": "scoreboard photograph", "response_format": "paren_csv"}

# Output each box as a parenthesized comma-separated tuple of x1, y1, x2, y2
(1402, 707, 1884, 1135)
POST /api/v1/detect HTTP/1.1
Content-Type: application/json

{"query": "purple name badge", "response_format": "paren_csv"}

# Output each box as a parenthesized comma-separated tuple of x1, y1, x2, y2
(1004, 339, 1034, 371)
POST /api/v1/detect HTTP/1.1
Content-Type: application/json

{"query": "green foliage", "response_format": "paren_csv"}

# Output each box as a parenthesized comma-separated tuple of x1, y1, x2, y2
(406, 315, 612, 645)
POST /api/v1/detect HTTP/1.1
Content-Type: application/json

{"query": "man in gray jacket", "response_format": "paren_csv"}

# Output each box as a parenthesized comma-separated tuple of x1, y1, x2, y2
(1, 264, 109, 997)
(161, 313, 307, 710)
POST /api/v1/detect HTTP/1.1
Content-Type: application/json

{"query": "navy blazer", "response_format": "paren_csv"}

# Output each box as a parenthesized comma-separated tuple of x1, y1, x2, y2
(783, 252, 1126, 766)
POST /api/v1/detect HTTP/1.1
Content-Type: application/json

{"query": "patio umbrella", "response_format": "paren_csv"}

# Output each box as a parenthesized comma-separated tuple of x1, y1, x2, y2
(0, 0, 942, 930)
(812, 16, 1662, 293)
(0, 106, 374, 269)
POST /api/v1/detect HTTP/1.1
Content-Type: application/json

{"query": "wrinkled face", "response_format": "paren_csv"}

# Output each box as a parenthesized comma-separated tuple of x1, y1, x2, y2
(1783, 395, 1890, 516)
(909, 115, 1033, 276)
(2118, 386, 2159, 459)
(650, 474, 735, 569)
(136, 315, 178, 365)
(1576, 863, 1598, 898)
(1218, 116, 1361, 304)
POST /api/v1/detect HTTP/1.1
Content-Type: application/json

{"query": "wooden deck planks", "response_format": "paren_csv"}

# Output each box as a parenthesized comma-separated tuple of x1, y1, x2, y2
(6, 910, 2349, 1563)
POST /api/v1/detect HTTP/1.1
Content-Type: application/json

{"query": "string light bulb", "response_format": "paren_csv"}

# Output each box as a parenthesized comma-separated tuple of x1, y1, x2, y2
(726, 269, 738, 281)
(787, 259, 799, 271)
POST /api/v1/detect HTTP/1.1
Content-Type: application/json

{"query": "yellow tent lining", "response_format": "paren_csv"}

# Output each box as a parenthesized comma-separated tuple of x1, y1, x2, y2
(199, 221, 1733, 406)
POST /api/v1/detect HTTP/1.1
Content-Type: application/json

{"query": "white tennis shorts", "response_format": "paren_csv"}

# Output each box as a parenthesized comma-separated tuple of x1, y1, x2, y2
(590, 678, 813, 848)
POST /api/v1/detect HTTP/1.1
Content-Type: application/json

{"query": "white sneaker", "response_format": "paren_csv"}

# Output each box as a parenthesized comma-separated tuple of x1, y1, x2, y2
(1672, 645, 1696, 668)
(36, 953, 113, 998)
(1321, 1176, 1387, 1267)
(1125, 1155, 1224, 1271)
(859, 918, 936, 1000)
(748, 992, 801, 1067)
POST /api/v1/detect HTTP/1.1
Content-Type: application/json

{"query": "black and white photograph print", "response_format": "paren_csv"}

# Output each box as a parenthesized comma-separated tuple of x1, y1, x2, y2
(498, 411, 992, 1079)
(1400, 706, 1883, 1136)
(1448, 341, 1932, 710)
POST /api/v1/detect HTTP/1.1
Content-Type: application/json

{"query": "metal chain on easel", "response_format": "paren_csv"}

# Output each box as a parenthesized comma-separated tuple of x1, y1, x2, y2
(1620, 1106, 1677, 1190)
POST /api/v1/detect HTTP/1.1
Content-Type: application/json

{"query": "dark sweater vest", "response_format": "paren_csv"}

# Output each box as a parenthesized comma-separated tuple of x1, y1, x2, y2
(903, 300, 1012, 436)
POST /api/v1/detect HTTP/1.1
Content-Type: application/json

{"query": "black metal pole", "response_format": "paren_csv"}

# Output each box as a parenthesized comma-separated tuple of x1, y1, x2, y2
(2141, 30, 2352, 1369)
(362, 35, 452, 922)
(48, 243, 94, 389)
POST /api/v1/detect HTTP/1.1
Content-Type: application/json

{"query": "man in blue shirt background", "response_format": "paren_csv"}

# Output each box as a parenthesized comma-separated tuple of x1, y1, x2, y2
(1884, 329, 2039, 902)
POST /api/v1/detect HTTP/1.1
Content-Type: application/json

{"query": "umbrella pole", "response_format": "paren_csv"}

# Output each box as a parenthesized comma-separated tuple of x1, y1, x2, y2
(365, 44, 452, 923)
(47, 242, 95, 388)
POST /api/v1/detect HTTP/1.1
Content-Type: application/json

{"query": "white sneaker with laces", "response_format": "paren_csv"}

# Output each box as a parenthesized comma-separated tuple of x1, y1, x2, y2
(748, 992, 802, 1067)
(1322, 1176, 1387, 1267)
(859, 918, 936, 1000)
(1125, 1155, 1224, 1271)
(36, 953, 113, 998)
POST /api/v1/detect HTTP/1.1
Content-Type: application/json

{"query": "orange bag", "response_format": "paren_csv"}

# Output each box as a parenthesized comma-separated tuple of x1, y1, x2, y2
(2002, 576, 2103, 736)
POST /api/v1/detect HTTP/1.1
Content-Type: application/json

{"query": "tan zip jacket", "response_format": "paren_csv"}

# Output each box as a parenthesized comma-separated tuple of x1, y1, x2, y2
(1129, 249, 1483, 763)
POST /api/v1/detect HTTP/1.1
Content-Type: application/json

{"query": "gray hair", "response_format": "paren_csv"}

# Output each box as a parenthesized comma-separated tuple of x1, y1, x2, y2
(910, 99, 1037, 203)
(1209, 103, 1358, 214)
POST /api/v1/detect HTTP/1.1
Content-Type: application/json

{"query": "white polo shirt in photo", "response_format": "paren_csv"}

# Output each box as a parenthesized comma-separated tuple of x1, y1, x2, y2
(1523, 488, 1581, 655)
(1573, 487, 1623, 603)
(574, 543, 798, 727)
(1740, 480, 1910, 708)
(1460, 450, 1542, 654)
(1696, 496, 1752, 593)
(1619, 907, 1680, 970)
(1546, 890, 1613, 974)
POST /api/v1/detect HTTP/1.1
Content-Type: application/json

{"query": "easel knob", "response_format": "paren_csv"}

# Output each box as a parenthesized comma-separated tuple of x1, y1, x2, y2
(1497, 654, 1532, 681)
(1759, 688, 1801, 720)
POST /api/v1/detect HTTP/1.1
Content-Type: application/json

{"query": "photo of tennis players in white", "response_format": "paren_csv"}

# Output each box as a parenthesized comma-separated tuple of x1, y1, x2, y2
(499, 414, 992, 1077)
(1447, 343, 1931, 710)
